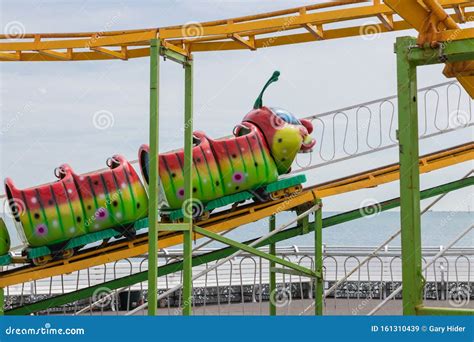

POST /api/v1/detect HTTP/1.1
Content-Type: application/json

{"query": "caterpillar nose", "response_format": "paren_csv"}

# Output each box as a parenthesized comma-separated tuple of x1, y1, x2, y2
(300, 134, 316, 152)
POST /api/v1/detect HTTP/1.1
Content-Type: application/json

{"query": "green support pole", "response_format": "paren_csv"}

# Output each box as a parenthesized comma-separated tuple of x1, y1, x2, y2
(147, 38, 160, 316)
(182, 60, 194, 316)
(395, 36, 423, 315)
(0, 287, 4, 316)
(269, 215, 276, 316)
(314, 199, 323, 315)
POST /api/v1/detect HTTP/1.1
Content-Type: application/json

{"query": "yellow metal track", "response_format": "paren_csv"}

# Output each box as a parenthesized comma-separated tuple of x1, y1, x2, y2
(1, 142, 471, 287)
(0, 1, 472, 62)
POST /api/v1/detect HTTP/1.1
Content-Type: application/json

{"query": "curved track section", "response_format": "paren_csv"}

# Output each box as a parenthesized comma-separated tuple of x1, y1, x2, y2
(0, 1, 472, 61)
(1, 142, 472, 287)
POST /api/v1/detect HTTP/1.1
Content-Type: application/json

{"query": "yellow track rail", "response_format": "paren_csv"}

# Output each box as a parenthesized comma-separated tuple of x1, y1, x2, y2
(0, 1, 472, 62)
(1, 142, 471, 287)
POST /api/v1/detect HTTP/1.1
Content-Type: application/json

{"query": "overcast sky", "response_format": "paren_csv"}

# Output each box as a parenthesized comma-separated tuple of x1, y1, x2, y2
(1, 0, 473, 227)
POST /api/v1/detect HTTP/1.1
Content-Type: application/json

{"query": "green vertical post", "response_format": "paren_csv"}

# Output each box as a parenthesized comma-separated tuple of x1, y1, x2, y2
(269, 215, 276, 316)
(314, 199, 323, 315)
(0, 288, 4, 315)
(182, 59, 194, 316)
(147, 38, 160, 316)
(395, 36, 423, 315)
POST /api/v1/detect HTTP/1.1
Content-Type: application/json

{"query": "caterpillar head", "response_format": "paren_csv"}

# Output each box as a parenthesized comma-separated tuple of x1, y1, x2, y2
(242, 107, 315, 174)
(239, 71, 315, 174)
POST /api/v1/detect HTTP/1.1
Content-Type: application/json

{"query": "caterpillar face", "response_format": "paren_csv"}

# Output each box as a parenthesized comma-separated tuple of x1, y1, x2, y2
(242, 106, 316, 174)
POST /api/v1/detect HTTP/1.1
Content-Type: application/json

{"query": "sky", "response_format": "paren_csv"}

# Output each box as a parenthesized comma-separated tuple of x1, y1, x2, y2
(0, 0, 473, 238)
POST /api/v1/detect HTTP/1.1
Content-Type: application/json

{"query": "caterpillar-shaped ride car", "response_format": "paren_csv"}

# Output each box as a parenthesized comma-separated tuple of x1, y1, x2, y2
(1, 71, 316, 266)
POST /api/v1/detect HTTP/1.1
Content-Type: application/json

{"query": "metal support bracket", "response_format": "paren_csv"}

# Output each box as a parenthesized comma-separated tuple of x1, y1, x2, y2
(159, 42, 191, 65)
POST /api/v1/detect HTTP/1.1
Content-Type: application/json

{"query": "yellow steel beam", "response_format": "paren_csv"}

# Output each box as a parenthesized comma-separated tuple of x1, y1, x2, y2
(454, 4, 466, 22)
(303, 23, 324, 40)
(159, 3, 392, 38)
(438, 27, 474, 41)
(383, 0, 460, 32)
(37, 49, 72, 61)
(377, 13, 394, 31)
(0, 1, 354, 41)
(423, 0, 459, 30)
(0, 1, 471, 62)
(1, 142, 471, 287)
(300, 7, 324, 40)
(0, 31, 156, 52)
(444, 61, 474, 77)
(457, 76, 474, 98)
(384, 0, 474, 97)
(8, 48, 151, 62)
(0, 51, 21, 61)
(228, 33, 256, 50)
(91, 46, 128, 60)
(161, 40, 191, 58)
(184, 12, 472, 53)
(314, 142, 473, 197)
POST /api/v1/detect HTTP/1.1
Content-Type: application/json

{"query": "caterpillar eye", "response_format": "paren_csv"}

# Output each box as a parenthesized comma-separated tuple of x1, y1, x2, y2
(270, 107, 301, 125)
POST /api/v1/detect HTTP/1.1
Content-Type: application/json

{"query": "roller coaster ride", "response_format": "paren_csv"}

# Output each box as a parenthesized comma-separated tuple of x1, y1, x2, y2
(0, 0, 473, 317)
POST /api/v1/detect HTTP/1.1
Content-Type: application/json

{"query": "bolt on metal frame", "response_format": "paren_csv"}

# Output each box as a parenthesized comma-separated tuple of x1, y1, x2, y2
(395, 35, 474, 316)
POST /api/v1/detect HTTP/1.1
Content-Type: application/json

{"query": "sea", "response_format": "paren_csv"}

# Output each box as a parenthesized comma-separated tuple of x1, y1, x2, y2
(203, 211, 474, 249)
(3, 211, 473, 251)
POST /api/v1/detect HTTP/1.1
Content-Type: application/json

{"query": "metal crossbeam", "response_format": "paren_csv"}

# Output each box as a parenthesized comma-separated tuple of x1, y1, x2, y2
(406, 37, 474, 65)
(193, 226, 319, 278)
(157, 223, 190, 231)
